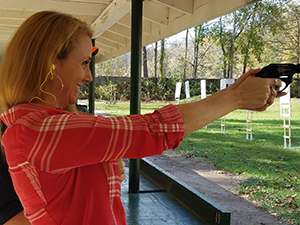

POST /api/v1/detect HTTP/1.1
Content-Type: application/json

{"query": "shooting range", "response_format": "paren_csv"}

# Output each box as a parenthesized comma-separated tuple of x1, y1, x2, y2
(0, 0, 299, 225)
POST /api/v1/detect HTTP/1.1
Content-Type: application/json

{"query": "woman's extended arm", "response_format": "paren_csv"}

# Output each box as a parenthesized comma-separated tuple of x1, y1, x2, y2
(176, 69, 285, 135)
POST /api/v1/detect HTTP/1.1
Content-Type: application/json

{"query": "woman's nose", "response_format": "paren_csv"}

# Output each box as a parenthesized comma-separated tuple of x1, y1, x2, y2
(84, 69, 93, 83)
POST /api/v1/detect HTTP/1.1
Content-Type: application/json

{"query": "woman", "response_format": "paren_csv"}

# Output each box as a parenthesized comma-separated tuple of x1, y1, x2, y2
(0, 11, 283, 225)
(0, 103, 125, 225)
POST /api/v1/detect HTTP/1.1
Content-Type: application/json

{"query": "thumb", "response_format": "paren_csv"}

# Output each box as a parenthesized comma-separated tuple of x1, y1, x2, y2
(229, 69, 261, 90)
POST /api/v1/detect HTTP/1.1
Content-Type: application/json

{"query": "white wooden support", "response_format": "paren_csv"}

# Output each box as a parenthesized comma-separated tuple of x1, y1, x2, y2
(220, 79, 235, 134)
(201, 80, 206, 99)
(282, 105, 291, 149)
(185, 81, 190, 102)
(221, 116, 226, 134)
(280, 85, 291, 118)
(246, 110, 253, 140)
(175, 82, 182, 104)
(279, 85, 296, 149)
(201, 80, 207, 129)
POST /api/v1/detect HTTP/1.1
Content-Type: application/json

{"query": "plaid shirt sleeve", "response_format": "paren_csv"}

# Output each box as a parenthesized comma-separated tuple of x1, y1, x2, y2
(3, 104, 184, 173)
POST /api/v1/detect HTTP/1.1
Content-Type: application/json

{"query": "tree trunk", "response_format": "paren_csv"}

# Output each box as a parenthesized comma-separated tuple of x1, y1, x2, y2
(154, 42, 158, 79)
(193, 43, 199, 79)
(142, 46, 148, 77)
(183, 29, 188, 80)
(229, 11, 237, 79)
(159, 39, 165, 80)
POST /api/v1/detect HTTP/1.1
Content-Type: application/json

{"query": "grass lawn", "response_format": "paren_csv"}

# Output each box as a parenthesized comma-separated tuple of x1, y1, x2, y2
(94, 97, 300, 225)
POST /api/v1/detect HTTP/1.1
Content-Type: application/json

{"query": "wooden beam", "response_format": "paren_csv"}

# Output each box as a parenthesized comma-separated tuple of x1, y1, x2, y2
(152, 0, 193, 15)
(143, 1, 169, 26)
(91, 0, 131, 38)
(108, 23, 131, 39)
(0, 0, 104, 16)
(96, 38, 119, 50)
(97, 44, 111, 53)
(117, 14, 151, 35)
(66, 0, 111, 3)
(100, 30, 128, 46)
(0, 18, 23, 28)
(0, 27, 15, 42)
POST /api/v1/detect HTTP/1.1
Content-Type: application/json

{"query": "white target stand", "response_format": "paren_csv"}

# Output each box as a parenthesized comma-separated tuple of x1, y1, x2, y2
(201, 80, 207, 129)
(175, 82, 182, 104)
(201, 80, 206, 100)
(282, 104, 291, 148)
(185, 81, 191, 102)
(221, 117, 226, 134)
(220, 79, 235, 134)
(246, 110, 253, 140)
(280, 86, 293, 149)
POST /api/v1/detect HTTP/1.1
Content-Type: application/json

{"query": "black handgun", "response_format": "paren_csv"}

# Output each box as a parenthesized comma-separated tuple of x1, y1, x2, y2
(255, 63, 300, 92)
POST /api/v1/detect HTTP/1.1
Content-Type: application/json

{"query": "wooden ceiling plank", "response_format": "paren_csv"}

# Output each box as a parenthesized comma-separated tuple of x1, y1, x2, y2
(101, 30, 127, 46)
(97, 44, 111, 52)
(108, 24, 131, 39)
(0, 18, 23, 27)
(0, 0, 103, 16)
(96, 38, 119, 50)
(143, 0, 169, 26)
(62, 0, 111, 3)
(117, 14, 151, 35)
(91, 0, 131, 38)
(152, 0, 193, 15)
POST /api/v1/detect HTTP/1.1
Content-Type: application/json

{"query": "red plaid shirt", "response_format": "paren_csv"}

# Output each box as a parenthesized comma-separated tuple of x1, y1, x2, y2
(0, 103, 184, 225)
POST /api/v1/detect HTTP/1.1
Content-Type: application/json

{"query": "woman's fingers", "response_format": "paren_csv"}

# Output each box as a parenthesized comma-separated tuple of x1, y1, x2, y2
(235, 76, 285, 110)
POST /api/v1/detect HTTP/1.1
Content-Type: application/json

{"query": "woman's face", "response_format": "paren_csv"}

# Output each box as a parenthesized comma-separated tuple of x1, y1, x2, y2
(51, 33, 93, 108)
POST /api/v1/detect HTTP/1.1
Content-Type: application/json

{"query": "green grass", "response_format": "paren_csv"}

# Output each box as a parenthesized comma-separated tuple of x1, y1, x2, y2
(94, 97, 300, 225)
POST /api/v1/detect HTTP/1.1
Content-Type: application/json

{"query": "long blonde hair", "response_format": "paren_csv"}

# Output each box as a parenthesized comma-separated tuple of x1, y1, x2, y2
(0, 11, 93, 110)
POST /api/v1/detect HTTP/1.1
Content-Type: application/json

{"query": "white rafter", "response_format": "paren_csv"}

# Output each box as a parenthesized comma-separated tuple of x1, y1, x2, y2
(91, 0, 131, 38)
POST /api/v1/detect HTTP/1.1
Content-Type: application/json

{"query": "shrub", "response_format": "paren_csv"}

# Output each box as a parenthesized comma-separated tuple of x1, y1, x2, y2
(79, 77, 223, 101)
(290, 79, 300, 98)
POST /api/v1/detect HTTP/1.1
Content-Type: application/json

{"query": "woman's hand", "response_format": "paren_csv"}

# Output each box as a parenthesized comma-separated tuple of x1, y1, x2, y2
(228, 69, 286, 111)
(117, 159, 126, 182)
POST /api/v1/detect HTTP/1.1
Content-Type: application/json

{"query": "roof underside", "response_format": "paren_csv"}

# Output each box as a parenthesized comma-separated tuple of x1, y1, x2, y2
(0, 0, 260, 63)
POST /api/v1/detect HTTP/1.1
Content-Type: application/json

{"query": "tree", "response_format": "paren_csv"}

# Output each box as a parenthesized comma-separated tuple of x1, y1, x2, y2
(210, 0, 291, 78)
(95, 53, 130, 77)
(154, 42, 158, 78)
(210, 16, 232, 78)
(183, 29, 189, 80)
(159, 39, 166, 80)
(192, 23, 210, 78)
(142, 46, 149, 77)
(278, 3, 300, 65)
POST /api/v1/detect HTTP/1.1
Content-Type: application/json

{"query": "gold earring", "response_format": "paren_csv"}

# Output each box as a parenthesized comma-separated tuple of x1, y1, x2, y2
(54, 74, 64, 96)
(29, 65, 57, 104)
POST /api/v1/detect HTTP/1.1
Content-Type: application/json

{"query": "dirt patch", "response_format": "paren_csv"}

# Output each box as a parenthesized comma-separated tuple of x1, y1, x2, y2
(145, 149, 290, 225)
